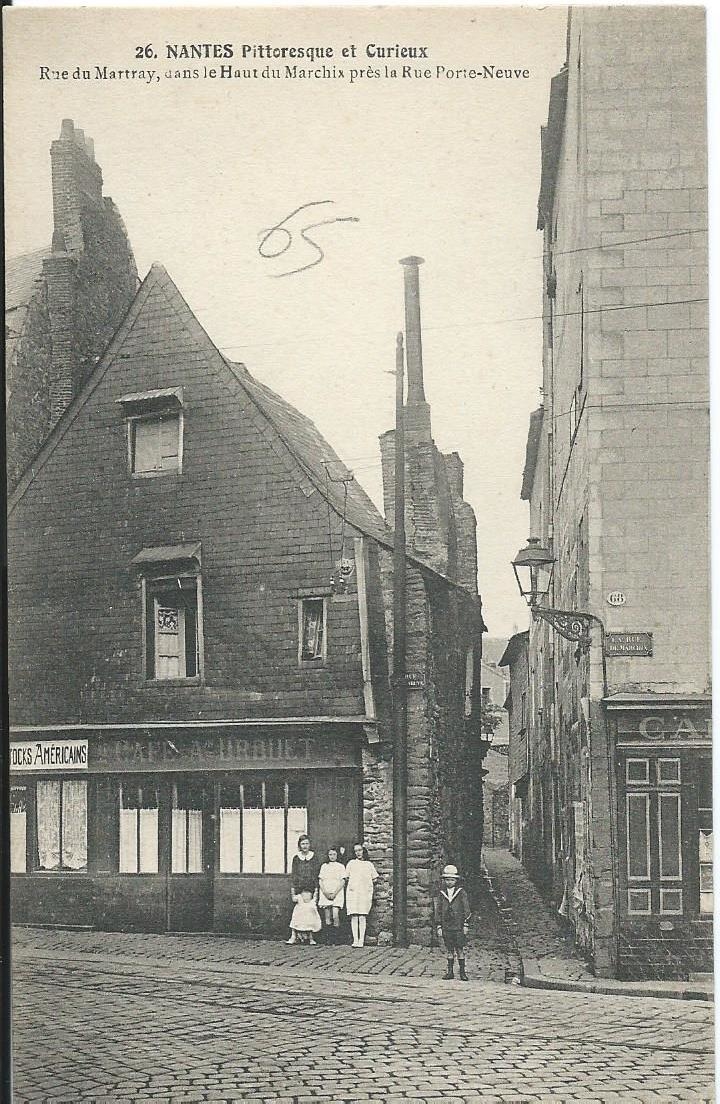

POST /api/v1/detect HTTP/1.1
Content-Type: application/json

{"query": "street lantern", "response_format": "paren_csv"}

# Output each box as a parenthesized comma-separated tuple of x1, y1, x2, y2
(511, 537, 555, 608)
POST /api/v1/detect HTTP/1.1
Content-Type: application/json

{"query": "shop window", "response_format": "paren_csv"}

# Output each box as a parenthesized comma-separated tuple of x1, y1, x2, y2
(626, 793, 650, 880)
(299, 598, 326, 664)
(658, 794, 682, 880)
(35, 779, 87, 871)
(626, 759, 649, 785)
(119, 783, 159, 874)
(698, 766, 712, 916)
(145, 575, 201, 680)
(118, 388, 184, 477)
(219, 779, 308, 874)
(171, 781, 204, 874)
(11, 785, 27, 873)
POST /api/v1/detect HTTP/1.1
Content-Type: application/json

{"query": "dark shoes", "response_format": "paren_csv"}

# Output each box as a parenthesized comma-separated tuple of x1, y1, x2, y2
(443, 962, 469, 981)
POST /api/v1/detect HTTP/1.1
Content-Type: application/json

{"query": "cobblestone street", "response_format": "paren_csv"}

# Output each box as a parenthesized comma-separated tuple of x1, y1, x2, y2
(11, 929, 715, 1102)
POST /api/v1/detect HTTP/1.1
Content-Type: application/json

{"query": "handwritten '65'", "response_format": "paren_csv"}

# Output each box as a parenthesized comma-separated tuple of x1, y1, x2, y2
(257, 200, 359, 277)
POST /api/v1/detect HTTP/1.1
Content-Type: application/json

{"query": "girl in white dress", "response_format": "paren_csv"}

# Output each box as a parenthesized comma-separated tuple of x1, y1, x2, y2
(289, 890, 322, 944)
(343, 842, 379, 947)
(318, 847, 346, 942)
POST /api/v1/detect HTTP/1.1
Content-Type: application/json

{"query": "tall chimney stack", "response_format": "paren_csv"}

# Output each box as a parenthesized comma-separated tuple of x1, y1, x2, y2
(399, 256, 425, 403)
(399, 256, 432, 445)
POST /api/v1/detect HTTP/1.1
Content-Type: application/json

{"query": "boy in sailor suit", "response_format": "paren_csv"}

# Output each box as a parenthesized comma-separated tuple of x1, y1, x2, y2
(433, 864, 471, 981)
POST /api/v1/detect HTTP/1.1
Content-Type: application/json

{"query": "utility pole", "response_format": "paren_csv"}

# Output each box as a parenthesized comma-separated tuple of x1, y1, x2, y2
(392, 330, 408, 947)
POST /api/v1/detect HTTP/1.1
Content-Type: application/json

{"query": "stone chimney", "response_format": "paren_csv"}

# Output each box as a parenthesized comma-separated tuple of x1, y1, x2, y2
(50, 118, 103, 254)
(44, 120, 105, 423)
(379, 262, 479, 590)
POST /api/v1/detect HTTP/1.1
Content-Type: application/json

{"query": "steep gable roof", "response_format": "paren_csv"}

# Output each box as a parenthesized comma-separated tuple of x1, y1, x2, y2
(8, 263, 483, 602)
(8, 263, 388, 543)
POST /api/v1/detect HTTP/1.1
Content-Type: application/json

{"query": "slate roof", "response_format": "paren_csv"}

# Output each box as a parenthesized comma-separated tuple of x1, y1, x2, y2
(6, 247, 47, 313)
(9, 265, 483, 600)
(234, 366, 388, 544)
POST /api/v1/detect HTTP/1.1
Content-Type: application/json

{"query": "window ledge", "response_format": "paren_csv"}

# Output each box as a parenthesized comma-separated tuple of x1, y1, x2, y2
(131, 469, 182, 480)
(143, 677, 203, 688)
(299, 658, 326, 670)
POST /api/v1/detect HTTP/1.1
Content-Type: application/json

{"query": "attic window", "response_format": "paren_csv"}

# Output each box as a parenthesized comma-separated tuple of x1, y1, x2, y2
(117, 389, 184, 477)
(298, 597, 327, 666)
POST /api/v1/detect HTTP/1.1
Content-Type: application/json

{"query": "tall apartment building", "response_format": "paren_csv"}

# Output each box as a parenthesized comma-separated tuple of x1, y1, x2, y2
(514, 7, 710, 979)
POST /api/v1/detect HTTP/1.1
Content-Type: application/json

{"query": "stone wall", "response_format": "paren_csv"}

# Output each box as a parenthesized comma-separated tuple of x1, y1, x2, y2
(6, 120, 137, 488)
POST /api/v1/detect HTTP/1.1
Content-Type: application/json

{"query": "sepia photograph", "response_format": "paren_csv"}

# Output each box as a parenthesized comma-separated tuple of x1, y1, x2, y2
(3, 4, 713, 1101)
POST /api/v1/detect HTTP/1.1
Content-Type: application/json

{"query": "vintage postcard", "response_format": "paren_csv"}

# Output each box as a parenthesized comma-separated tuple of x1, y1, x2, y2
(3, 5, 713, 1101)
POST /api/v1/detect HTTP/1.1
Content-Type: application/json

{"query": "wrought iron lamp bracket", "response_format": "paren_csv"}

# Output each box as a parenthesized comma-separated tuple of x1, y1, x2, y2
(531, 607, 596, 650)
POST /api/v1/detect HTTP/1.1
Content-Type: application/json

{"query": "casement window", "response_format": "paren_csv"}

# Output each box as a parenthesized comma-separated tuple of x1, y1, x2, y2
(35, 779, 87, 872)
(131, 544, 203, 683)
(119, 782, 159, 873)
(171, 781, 204, 874)
(11, 786, 27, 873)
(298, 597, 327, 665)
(219, 779, 308, 874)
(117, 388, 184, 478)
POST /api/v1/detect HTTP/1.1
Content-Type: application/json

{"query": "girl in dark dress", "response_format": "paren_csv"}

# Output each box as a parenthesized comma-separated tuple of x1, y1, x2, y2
(286, 834, 320, 943)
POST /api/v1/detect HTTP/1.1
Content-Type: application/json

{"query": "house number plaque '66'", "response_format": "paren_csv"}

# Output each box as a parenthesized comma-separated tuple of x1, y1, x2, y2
(606, 592, 626, 606)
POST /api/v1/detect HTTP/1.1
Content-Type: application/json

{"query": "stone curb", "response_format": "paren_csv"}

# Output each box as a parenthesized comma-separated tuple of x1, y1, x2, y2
(481, 858, 715, 1004)
(522, 959, 714, 1002)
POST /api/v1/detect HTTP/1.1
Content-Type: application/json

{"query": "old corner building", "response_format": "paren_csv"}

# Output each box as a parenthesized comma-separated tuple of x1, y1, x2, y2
(7, 124, 486, 944)
(503, 7, 711, 980)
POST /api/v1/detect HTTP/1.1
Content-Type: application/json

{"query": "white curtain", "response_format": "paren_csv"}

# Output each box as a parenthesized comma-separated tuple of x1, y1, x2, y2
(36, 780, 61, 870)
(10, 789, 27, 873)
(139, 808, 159, 873)
(220, 807, 241, 873)
(286, 806, 308, 871)
(119, 808, 138, 873)
(187, 809, 203, 873)
(264, 807, 285, 873)
(242, 808, 263, 873)
(61, 781, 87, 871)
(171, 809, 187, 872)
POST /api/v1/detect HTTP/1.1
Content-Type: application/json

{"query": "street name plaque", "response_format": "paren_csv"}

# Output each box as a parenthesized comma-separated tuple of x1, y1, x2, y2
(605, 631, 653, 657)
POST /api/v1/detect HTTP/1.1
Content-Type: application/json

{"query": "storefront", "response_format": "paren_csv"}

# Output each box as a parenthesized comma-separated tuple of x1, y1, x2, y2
(608, 696, 712, 980)
(10, 725, 363, 936)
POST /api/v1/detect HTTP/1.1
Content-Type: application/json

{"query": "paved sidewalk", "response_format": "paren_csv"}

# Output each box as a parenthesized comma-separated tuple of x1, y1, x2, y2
(483, 846, 714, 1002)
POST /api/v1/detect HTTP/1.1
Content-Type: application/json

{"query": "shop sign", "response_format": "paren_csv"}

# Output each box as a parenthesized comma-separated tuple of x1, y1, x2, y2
(91, 731, 360, 772)
(605, 632, 653, 657)
(10, 739, 88, 772)
(617, 712, 712, 744)
(405, 672, 425, 689)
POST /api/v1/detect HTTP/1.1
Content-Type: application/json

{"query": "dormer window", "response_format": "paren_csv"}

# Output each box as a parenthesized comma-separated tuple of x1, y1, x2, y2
(117, 388, 183, 477)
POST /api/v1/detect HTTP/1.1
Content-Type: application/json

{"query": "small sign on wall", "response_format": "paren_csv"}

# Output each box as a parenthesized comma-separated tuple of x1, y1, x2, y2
(10, 739, 89, 771)
(605, 632, 653, 657)
(606, 591, 626, 606)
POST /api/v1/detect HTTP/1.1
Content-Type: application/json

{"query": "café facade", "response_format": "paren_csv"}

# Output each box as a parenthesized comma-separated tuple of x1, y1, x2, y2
(8, 262, 484, 942)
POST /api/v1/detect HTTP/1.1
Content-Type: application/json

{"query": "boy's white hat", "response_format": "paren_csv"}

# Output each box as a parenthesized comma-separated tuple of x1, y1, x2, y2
(441, 864, 460, 879)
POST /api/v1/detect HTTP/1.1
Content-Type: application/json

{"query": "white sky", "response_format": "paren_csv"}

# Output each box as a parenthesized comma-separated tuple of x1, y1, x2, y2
(4, 6, 569, 637)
